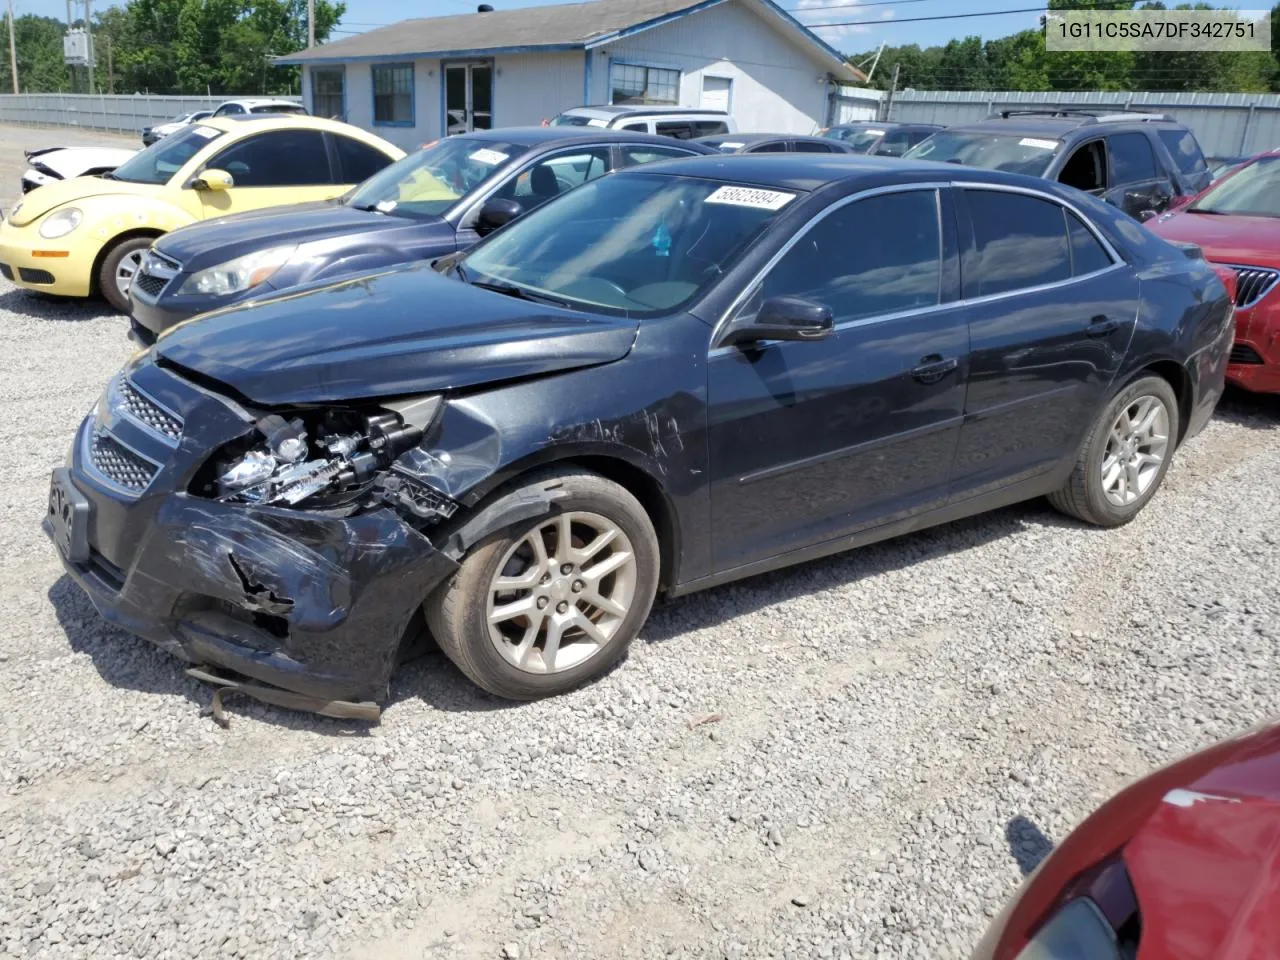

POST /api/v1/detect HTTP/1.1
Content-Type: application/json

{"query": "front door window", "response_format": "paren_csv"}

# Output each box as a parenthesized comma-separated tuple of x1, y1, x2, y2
(445, 62, 494, 135)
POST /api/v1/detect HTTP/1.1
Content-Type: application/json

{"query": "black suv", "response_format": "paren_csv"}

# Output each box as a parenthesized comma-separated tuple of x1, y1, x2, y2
(904, 110, 1212, 221)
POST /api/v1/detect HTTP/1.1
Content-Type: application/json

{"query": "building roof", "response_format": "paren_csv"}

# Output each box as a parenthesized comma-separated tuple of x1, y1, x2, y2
(277, 0, 865, 83)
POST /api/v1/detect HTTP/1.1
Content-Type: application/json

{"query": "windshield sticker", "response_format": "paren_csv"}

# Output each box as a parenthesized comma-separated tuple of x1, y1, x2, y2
(864, 128, 886, 136)
(468, 148, 510, 166)
(587, 118, 609, 128)
(191, 126, 220, 140)
(1019, 137, 1059, 150)
(705, 186, 796, 211)
(718, 141, 745, 150)
(375, 199, 398, 213)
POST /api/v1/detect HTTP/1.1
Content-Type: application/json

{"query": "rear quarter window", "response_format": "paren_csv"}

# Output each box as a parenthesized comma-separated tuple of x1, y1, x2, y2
(1157, 128, 1208, 177)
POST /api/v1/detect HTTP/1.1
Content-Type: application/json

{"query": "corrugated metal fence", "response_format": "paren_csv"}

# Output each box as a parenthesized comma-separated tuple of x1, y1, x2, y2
(0, 94, 300, 136)
(889, 90, 1280, 160)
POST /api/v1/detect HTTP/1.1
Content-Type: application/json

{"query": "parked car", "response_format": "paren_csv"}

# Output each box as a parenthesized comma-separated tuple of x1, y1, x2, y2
(211, 98, 307, 118)
(972, 721, 1280, 960)
(142, 110, 214, 147)
(1147, 150, 1280, 393)
(819, 121, 942, 156)
(0, 115, 402, 311)
(695, 133, 854, 154)
(127, 127, 716, 341)
(45, 155, 1232, 713)
(903, 110, 1212, 221)
(549, 105, 734, 139)
(21, 145, 138, 194)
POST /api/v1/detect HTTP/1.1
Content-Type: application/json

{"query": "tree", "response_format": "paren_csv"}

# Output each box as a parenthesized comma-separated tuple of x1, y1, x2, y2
(0, 15, 72, 93)
(984, 30, 1049, 91)
(1131, 2, 1274, 92)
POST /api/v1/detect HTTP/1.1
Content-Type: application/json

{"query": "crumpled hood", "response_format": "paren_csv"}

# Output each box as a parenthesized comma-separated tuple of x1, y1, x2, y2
(1149, 210, 1280, 269)
(29, 147, 137, 181)
(156, 262, 639, 405)
(155, 202, 428, 267)
(6, 176, 163, 225)
(1124, 743, 1280, 960)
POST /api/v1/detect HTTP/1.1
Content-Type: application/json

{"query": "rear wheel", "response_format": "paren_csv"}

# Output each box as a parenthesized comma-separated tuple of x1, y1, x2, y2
(98, 237, 154, 313)
(425, 468, 660, 700)
(1048, 375, 1179, 527)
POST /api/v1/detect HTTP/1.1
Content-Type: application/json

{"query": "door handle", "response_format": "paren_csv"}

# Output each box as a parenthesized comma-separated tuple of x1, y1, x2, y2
(911, 355, 959, 384)
(1086, 314, 1122, 337)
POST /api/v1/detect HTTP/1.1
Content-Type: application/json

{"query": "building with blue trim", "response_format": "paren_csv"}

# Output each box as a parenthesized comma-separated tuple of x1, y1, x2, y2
(277, 0, 866, 151)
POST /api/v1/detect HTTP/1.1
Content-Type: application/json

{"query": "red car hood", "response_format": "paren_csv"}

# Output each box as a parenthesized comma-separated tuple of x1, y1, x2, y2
(1149, 210, 1280, 268)
(1127, 743, 1280, 960)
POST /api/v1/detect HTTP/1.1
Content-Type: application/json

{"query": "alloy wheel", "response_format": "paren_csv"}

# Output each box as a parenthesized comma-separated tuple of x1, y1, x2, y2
(1101, 394, 1170, 507)
(116, 250, 145, 299)
(486, 511, 638, 674)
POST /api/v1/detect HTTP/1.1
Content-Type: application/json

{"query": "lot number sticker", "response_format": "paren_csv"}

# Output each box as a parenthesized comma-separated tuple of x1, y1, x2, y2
(1019, 137, 1059, 150)
(706, 186, 796, 210)
(469, 148, 510, 166)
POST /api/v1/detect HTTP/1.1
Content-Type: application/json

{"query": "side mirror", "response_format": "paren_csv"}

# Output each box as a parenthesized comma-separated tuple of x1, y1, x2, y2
(191, 168, 233, 191)
(1137, 208, 1159, 223)
(721, 296, 834, 347)
(475, 197, 523, 236)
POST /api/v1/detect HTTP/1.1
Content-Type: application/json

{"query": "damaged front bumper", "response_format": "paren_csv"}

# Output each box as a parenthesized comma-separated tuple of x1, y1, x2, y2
(45, 359, 459, 709)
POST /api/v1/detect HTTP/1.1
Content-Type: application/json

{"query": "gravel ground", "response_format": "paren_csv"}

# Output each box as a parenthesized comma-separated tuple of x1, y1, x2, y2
(1, 124, 1279, 959)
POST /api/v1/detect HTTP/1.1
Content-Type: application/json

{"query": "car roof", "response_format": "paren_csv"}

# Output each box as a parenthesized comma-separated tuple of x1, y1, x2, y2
(948, 111, 1186, 139)
(828, 121, 939, 132)
(632, 153, 1059, 194)
(220, 98, 300, 107)
(201, 114, 374, 137)
(464, 126, 718, 150)
(560, 104, 730, 119)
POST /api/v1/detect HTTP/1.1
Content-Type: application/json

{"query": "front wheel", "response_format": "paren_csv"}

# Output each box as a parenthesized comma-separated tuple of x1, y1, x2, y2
(425, 468, 660, 700)
(1048, 375, 1179, 527)
(98, 237, 154, 313)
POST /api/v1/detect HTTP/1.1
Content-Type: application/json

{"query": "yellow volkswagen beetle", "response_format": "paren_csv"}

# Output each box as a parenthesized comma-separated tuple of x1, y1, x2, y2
(0, 115, 404, 311)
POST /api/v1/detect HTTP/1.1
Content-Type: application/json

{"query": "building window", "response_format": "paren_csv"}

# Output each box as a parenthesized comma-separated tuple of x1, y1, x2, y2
(372, 63, 414, 126)
(311, 68, 345, 120)
(610, 63, 680, 105)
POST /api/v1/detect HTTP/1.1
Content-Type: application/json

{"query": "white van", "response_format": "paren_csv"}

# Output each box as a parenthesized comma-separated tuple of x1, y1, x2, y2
(549, 105, 736, 140)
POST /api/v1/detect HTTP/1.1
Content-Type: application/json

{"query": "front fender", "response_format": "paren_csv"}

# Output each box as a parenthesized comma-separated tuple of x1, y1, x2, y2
(77, 194, 197, 249)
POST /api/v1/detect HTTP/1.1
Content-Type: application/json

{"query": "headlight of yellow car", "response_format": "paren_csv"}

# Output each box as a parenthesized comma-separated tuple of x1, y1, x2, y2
(177, 244, 298, 297)
(38, 207, 83, 239)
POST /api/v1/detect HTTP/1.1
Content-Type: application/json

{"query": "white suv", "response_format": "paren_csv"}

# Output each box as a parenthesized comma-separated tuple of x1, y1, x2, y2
(211, 98, 308, 118)
(550, 105, 736, 140)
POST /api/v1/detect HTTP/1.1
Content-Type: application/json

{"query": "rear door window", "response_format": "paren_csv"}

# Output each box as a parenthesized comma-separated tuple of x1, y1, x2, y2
(691, 120, 729, 137)
(747, 140, 788, 153)
(964, 190, 1071, 296)
(655, 121, 696, 140)
(1109, 132, 1158, 184)
(793, 140, 837, 153)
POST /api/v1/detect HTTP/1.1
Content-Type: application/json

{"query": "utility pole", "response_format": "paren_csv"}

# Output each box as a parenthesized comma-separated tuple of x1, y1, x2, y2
(307, 0, 315, 47)
(882, 61, 901, 123)
(105, 34, 112, 94)
(6, 0, 18, 95)
(84, 0, 94, 94)
(66, 0, 74, 92)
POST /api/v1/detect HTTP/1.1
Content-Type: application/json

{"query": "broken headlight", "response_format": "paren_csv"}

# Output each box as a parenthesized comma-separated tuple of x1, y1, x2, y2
(207, 397, 457, 522)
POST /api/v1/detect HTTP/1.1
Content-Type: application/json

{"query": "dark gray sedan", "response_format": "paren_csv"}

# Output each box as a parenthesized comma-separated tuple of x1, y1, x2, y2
(128, 127, 715, 342)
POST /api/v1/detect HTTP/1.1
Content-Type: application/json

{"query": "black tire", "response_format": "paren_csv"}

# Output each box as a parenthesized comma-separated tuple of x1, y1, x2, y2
(1048, 374, 1180, 527)
(425, 468, 660, 700)
(98, 236, 154, 313)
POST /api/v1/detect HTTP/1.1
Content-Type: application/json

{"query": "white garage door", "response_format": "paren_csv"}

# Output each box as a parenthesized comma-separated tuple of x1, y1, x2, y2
(701, 76, 732, 112)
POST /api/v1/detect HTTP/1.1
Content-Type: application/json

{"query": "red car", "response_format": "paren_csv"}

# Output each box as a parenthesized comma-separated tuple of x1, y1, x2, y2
(1148, 152, 1280, 393)
(973, 721, 1280, 959)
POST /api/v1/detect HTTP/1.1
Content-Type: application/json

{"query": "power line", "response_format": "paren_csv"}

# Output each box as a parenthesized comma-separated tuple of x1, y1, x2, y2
(803, 6, 1049, 28)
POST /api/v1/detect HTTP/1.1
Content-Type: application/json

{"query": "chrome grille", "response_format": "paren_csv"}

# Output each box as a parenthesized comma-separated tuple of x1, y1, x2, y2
(1221, 264, 1280, 309)
(89, 429, 159, 493)
(117, 378, 182, 443)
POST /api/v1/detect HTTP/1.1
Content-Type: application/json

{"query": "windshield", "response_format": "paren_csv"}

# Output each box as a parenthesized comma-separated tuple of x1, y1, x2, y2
(345, 137, 527, 218)
(550, 113, 606, 127)
(1191, 155, 1280, 217)
(110, 124, 223, 185)
(903, 130, 1060, 175)
(459, 173, 792, 316)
